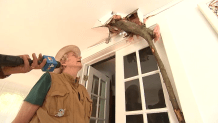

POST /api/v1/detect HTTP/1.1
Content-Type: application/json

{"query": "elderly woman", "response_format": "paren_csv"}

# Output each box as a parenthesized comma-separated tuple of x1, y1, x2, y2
(12, 45, 92, 123)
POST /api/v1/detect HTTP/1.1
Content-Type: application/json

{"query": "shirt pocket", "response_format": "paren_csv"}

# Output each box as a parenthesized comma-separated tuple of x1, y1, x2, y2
(85, 96, 93, 118)
(46, 91, 70, 117)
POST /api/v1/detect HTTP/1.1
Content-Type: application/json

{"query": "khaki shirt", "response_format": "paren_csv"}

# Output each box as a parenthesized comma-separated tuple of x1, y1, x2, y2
(30, 72, 92, 123)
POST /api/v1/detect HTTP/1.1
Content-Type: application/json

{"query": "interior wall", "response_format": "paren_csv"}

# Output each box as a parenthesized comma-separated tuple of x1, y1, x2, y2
(0, 79, 30, 123)
(111, 74, 115, 96)
(0, 0, 216, 122)
(145, 0, 218, 123)
(91, 58, 115, 96)
(91, 64, 113, 81)
(85, 0, 218, 122)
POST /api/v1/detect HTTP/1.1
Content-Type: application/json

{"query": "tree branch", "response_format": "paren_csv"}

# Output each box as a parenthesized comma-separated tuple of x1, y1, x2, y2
(111, 20, 185, 123)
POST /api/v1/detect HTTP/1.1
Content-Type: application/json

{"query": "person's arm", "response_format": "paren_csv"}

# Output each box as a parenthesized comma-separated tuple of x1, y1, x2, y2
(12, 101, 40, 123)
(12, 72, 51, 122)
(0, 66, 10, 79)
(0, 53, 46, 79)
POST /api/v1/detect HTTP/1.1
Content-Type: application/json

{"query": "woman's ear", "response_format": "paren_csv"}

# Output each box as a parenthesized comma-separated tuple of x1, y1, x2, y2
(60, 60, 67, 66)
(60, 62, 67, 70)
(61, 63, 67, 66)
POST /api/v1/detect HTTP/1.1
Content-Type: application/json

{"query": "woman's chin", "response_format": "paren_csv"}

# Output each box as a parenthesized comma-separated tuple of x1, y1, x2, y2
(78, 65, 82, 70)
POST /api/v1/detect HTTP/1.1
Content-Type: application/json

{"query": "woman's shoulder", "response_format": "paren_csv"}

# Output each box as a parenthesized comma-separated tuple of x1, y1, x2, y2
(48, 72, 64, 79)
(78, 84, 92, 100)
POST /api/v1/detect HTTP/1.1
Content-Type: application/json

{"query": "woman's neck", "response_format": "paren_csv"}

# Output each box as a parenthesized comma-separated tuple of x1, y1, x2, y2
(62, 67, 79, 79)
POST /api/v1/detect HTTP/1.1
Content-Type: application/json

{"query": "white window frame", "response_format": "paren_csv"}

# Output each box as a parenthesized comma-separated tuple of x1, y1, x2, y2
(79, 14, 199, 122)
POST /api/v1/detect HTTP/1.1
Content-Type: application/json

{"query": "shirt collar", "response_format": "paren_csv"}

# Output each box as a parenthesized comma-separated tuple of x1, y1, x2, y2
(61, 73, 80, 89)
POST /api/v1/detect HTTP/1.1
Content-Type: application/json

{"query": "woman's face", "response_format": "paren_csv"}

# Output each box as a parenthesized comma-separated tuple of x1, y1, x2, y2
(64, 51, 82, 70)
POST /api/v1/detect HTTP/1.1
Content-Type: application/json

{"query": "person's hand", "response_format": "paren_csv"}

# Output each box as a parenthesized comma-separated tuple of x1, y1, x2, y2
(30, 53, 47, 69)
(2, 53, 47, 75)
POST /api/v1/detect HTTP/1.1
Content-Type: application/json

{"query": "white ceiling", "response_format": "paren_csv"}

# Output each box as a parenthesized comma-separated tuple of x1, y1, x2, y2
(0, 0, 175, 56)
(0, 0, 176, 86)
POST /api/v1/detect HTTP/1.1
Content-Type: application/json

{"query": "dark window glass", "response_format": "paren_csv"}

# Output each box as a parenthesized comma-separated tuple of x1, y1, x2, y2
(125, 79, 142, 111)
(126, 114, 144, 123)
(90, 119, 96, 123)
(124, 52, 138, 79)
(97, 120, 104, 123)
(91, 95, 98, 117)
(99, 80, 106, 98)
(98, 98, 105, 118)
(139, 47, 158, 74)
(92, 75, 99, 95)
(143, 73, 166, 109)
(147, 112, 170, 123)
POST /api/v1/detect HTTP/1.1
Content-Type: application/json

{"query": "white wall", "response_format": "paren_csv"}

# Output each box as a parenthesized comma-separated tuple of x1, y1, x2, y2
(82, 0, 218, 122)
(0, 79, 31, 123)
(1, 0, 216, 122)
(146, 0, 218, 123)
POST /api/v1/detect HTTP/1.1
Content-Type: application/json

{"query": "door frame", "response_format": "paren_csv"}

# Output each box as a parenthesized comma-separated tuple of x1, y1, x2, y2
(79, 36, 140, 86)
(80, 24, 156, 85)
(79, 18, 183, 122)
(80, 0, 184, 66)
(115, 40, 178, 123)
(86, 66, 111, 123)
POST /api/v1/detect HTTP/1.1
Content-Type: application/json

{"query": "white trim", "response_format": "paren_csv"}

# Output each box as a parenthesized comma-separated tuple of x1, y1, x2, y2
(96, 90, 100, 119)
(198, 0, 218, 34)
(124, 76, 139, 82)
(96, 78, 101, 120)
(158, 66, 175, 122)
(115, 47, 126, 123)
(125, 108, 169, 115)
(135, 49, 146, 113)
(141, 70, 160, 78)
(123, 70, 160, 82)
(81, 13, 187, 123)
(82, 37, 142, 65)
(115, 40, 177, 123)
(90, 117, 105, 120)
(158, 16, 203, 123)
(87, 66, 110, 123)
(91, 93, 99, 97)
(143, 113, 148, 123)
(145, 108, 168, 114)
(125, 111, 144, 115)
(144, 0, 183, 17)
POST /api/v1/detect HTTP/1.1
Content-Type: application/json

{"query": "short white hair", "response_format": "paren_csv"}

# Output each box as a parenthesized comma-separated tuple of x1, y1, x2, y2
(60, 51, 76, 72)
(60, 52, 69, 71)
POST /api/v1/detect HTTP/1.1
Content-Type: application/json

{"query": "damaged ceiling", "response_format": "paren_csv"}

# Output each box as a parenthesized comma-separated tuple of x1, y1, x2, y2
(0, 0, 180, 86)
(0, 0, 178, 56)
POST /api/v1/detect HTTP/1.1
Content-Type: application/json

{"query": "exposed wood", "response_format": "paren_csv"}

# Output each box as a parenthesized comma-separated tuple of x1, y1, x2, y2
(111, 20, 185, 123)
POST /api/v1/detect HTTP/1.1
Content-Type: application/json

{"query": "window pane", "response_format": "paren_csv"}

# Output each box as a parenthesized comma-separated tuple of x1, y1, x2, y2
(139, 47, 158, 74)
(143, 73, 166, 109)
(147, 112, 169, 123)
(90, 119, 96, 123)
(98, 99, 105, 119)
(125, 79, 142, 111)
(124, 52, 138, 79)
(91, 95, 98, 117)
(92, 75, 99, 95)
(126, 114, 144, 123)
(100, 80, 106, 98)
(97, 120, 104, 123)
